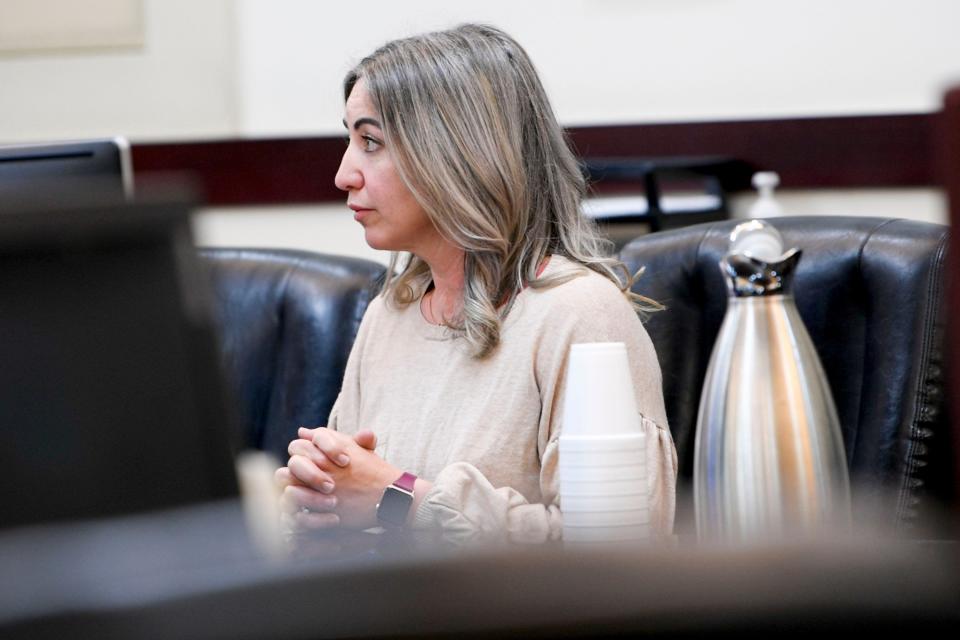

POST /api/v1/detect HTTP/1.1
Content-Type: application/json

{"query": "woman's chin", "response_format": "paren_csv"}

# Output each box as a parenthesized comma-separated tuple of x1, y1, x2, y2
(363, 231, 394, 252)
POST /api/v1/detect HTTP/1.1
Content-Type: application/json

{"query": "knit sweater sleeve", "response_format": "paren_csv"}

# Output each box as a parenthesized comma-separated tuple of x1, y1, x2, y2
(410, 270, 677, 545)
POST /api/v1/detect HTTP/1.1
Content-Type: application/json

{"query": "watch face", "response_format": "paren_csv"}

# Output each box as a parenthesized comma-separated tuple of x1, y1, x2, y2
(377, 486, 413, 527)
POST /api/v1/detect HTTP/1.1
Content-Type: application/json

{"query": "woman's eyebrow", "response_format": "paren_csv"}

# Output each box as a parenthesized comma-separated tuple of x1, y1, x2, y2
(342, 117, 383, 130)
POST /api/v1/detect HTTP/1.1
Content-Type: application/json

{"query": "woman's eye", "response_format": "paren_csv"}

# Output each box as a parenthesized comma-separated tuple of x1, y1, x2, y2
(362, 135, 382, 152)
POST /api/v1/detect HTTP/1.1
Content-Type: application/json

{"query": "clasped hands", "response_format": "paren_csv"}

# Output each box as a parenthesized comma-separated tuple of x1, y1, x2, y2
(276, 427, 402, 531)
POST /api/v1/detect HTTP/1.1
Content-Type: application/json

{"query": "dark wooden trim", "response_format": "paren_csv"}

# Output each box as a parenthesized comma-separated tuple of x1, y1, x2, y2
(943, 86, 960, 510)
(569, 113, 936, 190)
(131, 112, 937, 206)
(132, 138, 346, 206)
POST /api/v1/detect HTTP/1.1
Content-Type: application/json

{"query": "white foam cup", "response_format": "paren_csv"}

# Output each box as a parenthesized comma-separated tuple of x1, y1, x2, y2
(559, 432, 645, 452)
(559, 477, 647, 497)
(561, 493, 648, 513)
(558, 447, 645, 469)
(563, 508, 650, 528)
(562, 342, 641, 437)
(558, 462, 646, 482)
(559, 342, 653, 547)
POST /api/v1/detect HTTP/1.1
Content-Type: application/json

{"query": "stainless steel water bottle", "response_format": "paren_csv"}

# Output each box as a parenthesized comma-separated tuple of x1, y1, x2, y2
(694, 220, 850, 542)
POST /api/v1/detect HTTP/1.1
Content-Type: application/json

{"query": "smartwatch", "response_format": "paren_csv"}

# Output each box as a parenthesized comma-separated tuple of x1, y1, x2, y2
(376, 472, 417, 528)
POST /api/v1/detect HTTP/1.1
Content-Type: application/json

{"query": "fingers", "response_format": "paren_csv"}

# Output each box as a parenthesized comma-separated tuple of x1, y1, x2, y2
(275, 465, 297, 489)
(281, 484, 337, 514)
(277, 457, 340, 532)
(293, 426, 378, 457)
(288, 455, 335, 493)
(353, 429, 377, 451)
(303, 427, 351, 467)
(298, 426, 321, 441)
(279, 484, 340, 530)
(281, 510, 340, 531)
(288, 438, 337, 470)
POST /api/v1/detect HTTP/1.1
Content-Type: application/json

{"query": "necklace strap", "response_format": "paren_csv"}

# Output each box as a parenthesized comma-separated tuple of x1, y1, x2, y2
(429, 289, 443, 326)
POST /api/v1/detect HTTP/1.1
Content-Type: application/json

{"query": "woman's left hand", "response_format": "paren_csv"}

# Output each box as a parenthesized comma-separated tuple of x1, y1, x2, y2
(292, 427, 403, 530)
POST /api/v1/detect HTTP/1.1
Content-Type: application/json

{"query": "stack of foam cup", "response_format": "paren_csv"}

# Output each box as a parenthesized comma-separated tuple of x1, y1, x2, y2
(559, 342, 649, 547)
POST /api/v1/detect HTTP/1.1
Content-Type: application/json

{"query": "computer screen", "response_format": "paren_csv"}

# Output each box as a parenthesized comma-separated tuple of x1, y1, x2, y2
(0, 137, 133, 201)
(0, 192, 239, 528)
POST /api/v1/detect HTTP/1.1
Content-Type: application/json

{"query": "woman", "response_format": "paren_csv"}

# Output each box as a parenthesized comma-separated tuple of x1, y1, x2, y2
(277, 24, 677, 546)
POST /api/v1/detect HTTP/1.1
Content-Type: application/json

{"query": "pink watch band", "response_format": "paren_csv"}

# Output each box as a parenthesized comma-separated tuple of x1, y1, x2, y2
(394, 471, 417, 492)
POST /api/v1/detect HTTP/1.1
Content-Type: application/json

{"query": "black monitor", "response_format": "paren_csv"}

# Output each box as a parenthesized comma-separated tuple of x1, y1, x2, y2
(0, 137, 133, 201)
(0, 190, 239, 528)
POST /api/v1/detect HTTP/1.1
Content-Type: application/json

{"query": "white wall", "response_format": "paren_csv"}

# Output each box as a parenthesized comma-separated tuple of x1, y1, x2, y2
(192, 203, 390, 264)
(728, 188, 946, 223)
(5, 0, 959, 142)
(219, 0, 958, 251)
(0, 0, 237, 143)
(236, 0, 960, 135)
(0, 0, 954, 257)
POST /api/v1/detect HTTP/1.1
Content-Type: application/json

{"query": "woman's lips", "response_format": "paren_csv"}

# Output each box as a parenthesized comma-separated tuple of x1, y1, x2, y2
(348, 204, 373, 222)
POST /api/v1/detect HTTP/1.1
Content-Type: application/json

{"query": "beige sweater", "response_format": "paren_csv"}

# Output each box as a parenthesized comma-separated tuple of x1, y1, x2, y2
(327, 256, 677, 545)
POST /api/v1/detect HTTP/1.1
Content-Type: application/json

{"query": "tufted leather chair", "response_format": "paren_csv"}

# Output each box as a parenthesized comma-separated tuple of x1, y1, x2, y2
(198, 248, 386, 461)
(620, 217, 954, 536)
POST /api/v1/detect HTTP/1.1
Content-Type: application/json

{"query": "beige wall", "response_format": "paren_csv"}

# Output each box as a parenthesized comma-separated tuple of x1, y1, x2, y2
(0, 0, 238, 143)
(192, 203, 390, 264)
(4, 0, 958, 141)
(0, 0, 954, 259)
(237, 0, 960, 135)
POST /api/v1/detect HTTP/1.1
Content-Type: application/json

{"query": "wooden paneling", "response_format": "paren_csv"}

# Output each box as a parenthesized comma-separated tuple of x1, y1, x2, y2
(132, 138, 345, 206)
(131, 113, 936, 206)
(569, 114, 936, 190)
(943, 86, 960, 511)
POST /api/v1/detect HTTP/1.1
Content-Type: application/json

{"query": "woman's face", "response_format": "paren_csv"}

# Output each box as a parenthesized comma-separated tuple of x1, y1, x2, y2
(335, 80, 439, 254)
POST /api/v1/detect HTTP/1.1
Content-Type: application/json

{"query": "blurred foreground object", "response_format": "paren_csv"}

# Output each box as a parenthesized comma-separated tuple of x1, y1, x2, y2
(236, 450, 286, 560)
(0, 189, 239, 528)
(694, 220, 850, 542)
(1, 500, 958, 638)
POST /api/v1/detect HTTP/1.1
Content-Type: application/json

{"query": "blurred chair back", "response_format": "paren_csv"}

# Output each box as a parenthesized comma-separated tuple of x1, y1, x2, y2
(199, 248, 385, 461)
(620, 217, 953, 535)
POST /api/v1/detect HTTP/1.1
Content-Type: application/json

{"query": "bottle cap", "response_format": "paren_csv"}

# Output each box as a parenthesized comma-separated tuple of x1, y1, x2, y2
(748, 171, 784, 218)
(752, 171, 780, 191)
(729, 219, 784, 262)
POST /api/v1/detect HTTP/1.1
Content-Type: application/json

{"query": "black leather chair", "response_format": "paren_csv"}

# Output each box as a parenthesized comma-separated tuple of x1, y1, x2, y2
(620, 217, 954, 536)
(199, 248, 385, 461)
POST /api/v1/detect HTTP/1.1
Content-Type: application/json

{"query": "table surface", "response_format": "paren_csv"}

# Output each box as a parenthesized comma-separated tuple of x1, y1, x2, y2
(2, 500, 959, 639)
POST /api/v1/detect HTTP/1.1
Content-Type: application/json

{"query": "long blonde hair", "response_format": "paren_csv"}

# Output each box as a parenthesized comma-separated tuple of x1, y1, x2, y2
(345, 24, 658, 358)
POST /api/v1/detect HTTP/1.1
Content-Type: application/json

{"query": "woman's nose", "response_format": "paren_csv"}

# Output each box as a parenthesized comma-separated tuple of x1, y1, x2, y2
(334, 150, 362, 192)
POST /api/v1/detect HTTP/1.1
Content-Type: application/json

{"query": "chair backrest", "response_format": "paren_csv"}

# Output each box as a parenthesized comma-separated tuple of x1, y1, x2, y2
(620, 217, 953, 534)
(199, 248, 385, 461)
